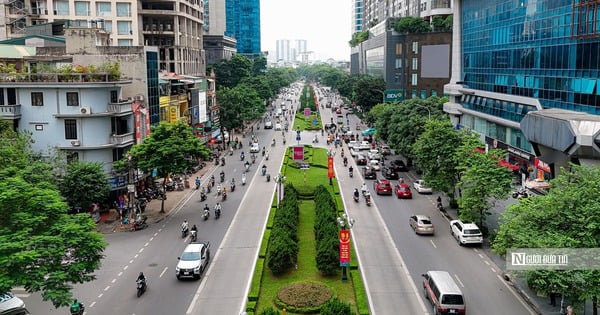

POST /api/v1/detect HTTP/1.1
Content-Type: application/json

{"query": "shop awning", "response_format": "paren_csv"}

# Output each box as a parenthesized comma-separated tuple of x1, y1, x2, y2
(499, 159, 519, 171)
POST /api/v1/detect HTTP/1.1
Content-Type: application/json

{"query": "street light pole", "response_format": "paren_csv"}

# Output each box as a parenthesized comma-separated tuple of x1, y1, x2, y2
(374, 89, 385, 103)
(337, 213, 355, 281)
(412, 104, 431, 120)
(276, 173, 286, 208)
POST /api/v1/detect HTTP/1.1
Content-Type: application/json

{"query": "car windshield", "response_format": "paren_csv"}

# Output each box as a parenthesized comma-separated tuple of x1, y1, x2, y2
(399, 186, 408, 191)
(180, 252, 201, 261)
(420, 219, 432, 225)
(381, 182, 391, 188)
(464, 229, 481, 235)
(0, 292, 14, 303)
(442, 294, 464, 304)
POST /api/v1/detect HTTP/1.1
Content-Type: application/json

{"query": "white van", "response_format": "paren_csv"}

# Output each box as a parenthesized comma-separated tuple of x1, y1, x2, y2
(422, 271, 466, 314)
(276, 108, 283, 118)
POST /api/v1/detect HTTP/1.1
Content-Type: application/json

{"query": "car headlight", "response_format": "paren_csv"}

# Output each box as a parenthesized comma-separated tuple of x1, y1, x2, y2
(175, 267, 180, 273)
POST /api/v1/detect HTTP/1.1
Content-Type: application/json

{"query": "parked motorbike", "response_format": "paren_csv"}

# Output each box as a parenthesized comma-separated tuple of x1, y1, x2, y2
(136, 279, 147, 297)
(512, 189, 530, 199)
(130, 217, 148, 231)
(190, 230, 197, 242)
(203, 209, 210, 221)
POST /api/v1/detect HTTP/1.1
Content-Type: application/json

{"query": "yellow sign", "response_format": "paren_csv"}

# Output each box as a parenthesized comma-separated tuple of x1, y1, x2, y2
(169, 106, 178, 122)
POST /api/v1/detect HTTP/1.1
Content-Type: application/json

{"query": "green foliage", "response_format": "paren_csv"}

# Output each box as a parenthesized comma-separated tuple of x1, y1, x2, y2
(337, 74, 386, 114)
(125, 121, 209, 212)
(394, 16, 432, 33)
(350, 269, 369, 315)
(313, 186, 340, 276)
(240, 76, 274, 101)
(218, 85, 264, 132)
(299, 84, 317, 111)
(252, 56, 267, 76)
(412, 119, 461, 197)
(257, 306, 280, 315)
(212, 54, 252, 89)
(454, 132, 513, 227)
(59, 161, 110, 209)
(259, 229, 271, 258)
(293, 112, 322, 131)
(492, 165, 600, 309)
(249, 258, 264, 302)
(267, 185, 299, 275)
(320, 297, 355, 315)
(431, 15, 453, 32)
(297, 65, 346, 90)
(349, 30, 369, 47)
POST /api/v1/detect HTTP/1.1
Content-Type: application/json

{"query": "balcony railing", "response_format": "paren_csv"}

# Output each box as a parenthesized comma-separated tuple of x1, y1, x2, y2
(109, 132, 135, 145)
(107, 101, 133, 113)
(0, 72, 123, 83)
(0, 104, 21, 118)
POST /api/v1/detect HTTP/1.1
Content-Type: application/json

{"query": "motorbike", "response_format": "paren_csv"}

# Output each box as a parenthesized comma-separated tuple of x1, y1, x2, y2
(195, 181, 200, 190)
(215, 208, 221, 220)
(130, 217, 148, 231)
(222, 191, 227, 201)
(203, 209, 210, 221)
(283, 138, 286, 145)
(136, 279, 147, 297)
(220, 172, 225, 183)
(261, 166, 267, 176)
(271, 139, 276, 147)
(70, 306, 85, 315)
(365, 194, 372, 206)
(200, 191, 207, 202)
(245, 164, 250, 173)
(349, 170, 353, 178)
(436, 201, 445, 212)
(230, 183, 236, 192)
(242, 176, 246, 185)
(229, 149, 233, 156)
(251, 155, 256, 164)
(343, 158, 348, 167)
(190, 230, 197, 242)
(221, 157, 226, 166)
(181, 226, 189, 238)
(266, 173, 271, 182)
(215, 158, 219, 166)
(240, 153, 245, 161)
(206, 184, 212, 193)
(312, 136, 319, 143)
(353, 194, 359, 203)
(512, 189, 529, 199)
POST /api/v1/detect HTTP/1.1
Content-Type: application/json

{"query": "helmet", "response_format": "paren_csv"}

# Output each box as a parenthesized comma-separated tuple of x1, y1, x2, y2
(139, 272, 144, 277)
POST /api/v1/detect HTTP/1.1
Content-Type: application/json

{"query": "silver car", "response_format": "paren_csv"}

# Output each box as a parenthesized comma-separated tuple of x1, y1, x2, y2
(409, 215, 435, 235)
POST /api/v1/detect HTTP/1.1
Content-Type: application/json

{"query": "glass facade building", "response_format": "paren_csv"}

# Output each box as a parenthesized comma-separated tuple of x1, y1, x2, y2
(462, 0, 600, 116)
(225, 0, 261, 56)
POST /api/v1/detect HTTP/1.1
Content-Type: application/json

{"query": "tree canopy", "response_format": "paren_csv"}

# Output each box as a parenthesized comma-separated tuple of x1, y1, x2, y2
(211, 54, 253, 89)
(394, 16, 434, 33)
(59, 161, 110, 210)
(126, 121, 210, 212)
(492, 164, 600, 310)
(217, 85, 264, 133)
(0, 122, 106, 307)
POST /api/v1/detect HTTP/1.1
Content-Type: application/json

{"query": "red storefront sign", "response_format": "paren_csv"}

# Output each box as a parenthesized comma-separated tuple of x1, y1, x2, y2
(534, 157, 551, 173)
(339, 229, 351, 266)
(328, 157, 334, 179)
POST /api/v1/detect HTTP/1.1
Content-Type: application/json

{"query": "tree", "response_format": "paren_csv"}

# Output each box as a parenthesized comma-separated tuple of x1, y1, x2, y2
(59, 161, 110, 210)
(0, 125, 106, 308)
(454, 133, 513, 229)
(364, 102, 391, 126)
(492, 164, 600, 311)
(349, 30, 369, 47)
(212, 54, 252, 89)
(126, 121, 210, 212)
(394, 16, 432, 33)
(412, 119, 461, 197)
(240, 76, 273, 101)
(217, 84, 264, 136)
(251, 56, 267, 76)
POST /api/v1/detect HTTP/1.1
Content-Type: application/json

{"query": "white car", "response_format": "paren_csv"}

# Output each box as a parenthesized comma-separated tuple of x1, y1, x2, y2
(413, 180, 433, 194)
(348, 141, 358, 150)
(367, 150, 382, 161)
(0, 292, 26, 314)
(275, 123, 282, 131)
(350, 148, 359, 157)
(450, 220, 483, 246)
(250, 143, 260, 153)
(358, 141, 371, 151)
(369, 159, 381, 171)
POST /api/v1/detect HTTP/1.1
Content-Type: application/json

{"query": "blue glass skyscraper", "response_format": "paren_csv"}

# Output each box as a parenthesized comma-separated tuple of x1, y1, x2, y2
(225, 0, 261, 56)
(445, 0, 600, 178)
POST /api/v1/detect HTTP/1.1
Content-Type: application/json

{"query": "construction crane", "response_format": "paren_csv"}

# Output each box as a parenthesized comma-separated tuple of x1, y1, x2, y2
(298, 51, 313, 64)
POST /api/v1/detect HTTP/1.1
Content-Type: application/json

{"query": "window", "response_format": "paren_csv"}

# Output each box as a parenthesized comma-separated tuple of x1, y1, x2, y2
(395, 43, 402, 55)
(431, 90, 438, 97)
(411, 73, 418, 86)
(32, 92, 43, 106)
(65, 119, 77, 139)
(412, 58, 418, 70)
(104, 21, 112, 33)
(0, 89, 4, 105)
(110, 90, 119, 103)
(412, 89, 418, 98)
(66, 92, 79, 106)
(421, 90, 427, 99)
(117, 39, 132, 46)
(117, 21, 131, 35)
(116, 3, 130, 16)
(74, 1, 90, 16)
(35, 124, 43, 131)
(395, 58, 402, 69)
(412, 42, 419, 54)
(54, 0, 69, 15)
(96, 2, 111, 16)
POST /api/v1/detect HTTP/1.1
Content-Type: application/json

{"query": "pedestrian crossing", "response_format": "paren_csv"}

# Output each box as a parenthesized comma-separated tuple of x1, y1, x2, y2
(11, 286, 30, 298)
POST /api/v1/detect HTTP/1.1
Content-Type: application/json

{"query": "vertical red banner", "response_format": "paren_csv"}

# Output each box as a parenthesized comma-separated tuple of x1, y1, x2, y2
(339, 229, 351, 266)
(328, 156, 334, 179)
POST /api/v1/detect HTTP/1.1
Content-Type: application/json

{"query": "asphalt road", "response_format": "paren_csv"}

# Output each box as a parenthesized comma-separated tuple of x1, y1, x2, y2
(317, 88, 535, 315)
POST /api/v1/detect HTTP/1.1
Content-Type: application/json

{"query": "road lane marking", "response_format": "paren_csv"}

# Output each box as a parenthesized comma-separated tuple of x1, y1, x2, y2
(429, 239, 437, 248)
(89, 301, 96, 308)
(134, 254, 138, 258)
(478, 253, 484, 259)
(144, 242, 149, 247)
(97, 293, 103, 298)
(123, 265, 128, 270)
(149, 237, 154, 241)
(129, 259, 134, 263)
(138, 248, 144, 253)
(186, 293, 200, 314)
(104, 286, 110, 291)
(159, 266, 168, 278)
(491, 267, 497, 273)
(118, 271, 123, 277)
(483, 260, 490, 266)
(111, 278, 116, 283)
(496, 274, 538, 315)
(453, 274, 465, 288)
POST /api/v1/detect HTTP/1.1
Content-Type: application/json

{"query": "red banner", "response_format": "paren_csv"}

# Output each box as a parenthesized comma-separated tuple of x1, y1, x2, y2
(293, 146, 304, 161)
(534, 157, 551, 173)
(328, 157, 334, 178)
(339, 229, 351, 266)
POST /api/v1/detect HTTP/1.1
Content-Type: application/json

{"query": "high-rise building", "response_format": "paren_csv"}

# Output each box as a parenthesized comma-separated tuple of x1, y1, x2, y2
(276, 39, 290, 62)
(351, 0, 364, 33)
(444, 0, 600, 179)
(275, 39, 308, 63)
(0, 0, 205, 76)
(225, 0, 261, 57)
(203, 0, 237, 65)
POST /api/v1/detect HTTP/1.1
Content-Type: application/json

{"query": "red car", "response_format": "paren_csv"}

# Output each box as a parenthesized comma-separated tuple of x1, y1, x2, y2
(395, 183, 412, 199)
(373, 179, 393, 195)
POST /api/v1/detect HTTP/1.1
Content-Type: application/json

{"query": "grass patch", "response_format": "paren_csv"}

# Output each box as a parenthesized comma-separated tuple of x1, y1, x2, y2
(293, 112, 322, 131)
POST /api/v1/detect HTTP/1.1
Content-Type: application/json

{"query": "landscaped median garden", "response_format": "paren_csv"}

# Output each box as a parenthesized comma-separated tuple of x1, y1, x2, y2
(293, 84, 322, 131)
(245, 146, 369, 315)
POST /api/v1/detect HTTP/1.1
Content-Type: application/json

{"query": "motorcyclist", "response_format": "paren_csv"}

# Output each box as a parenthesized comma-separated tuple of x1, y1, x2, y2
(272, 138, 276, 146)
(353, 188, 360, 200)
(349, 166, 354, 177)
(137, 272, 146, 283)
(181, 220, 189, 232)
(214, 203, 222, 217)
(343, 156, 348, 166)
(240, 151, 245, 161)
(245, 160, 250, 172)
(242, 173, 247, 185)
(70, 299, 84, 315)
(341, 149, 345, 158)
(191, 224, 198, 232)
(210, 175, 215, 187)
(203, 203, 210, 214)
(230, 179, 236, 191)
(262, 165, 267, 176)
(221, 156, 225, 165)
(262, 147, 266, 156)
(220, 170, 225, 182)
(216, 184, 222, 195)
(195, 176, 201, 189)
(361, 183, 368, 195)
(364, 191, 372, 204)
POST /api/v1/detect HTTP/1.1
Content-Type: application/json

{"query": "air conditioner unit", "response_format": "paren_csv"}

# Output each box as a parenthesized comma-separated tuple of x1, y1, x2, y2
(70, 140, 80, 146)
(134, 95, 145, 102)
(80, 106, 91, 114)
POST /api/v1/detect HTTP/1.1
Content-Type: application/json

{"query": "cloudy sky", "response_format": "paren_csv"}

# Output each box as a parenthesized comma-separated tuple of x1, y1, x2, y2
(260, 0, 352, 61)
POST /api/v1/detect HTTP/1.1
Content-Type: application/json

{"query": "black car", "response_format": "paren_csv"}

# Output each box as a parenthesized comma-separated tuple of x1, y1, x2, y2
(382, 167, 399, 180)
(390, 160, 408, 172)
(363, 167, 377, 180)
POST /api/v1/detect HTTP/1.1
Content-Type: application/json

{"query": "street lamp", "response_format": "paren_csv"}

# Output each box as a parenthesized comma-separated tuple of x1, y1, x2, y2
(337, 213, 355, 281)
(126, 154, 136, 219)
(412, 103, 431, 120)
(374, 89, 386, 104)
(276, 173, 287, 208)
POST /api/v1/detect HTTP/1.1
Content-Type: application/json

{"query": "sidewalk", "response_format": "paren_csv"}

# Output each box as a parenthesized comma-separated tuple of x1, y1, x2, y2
(95, 165, 215, 234)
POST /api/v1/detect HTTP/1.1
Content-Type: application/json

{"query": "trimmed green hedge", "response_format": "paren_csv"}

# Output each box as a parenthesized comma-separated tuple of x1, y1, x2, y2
(314, 185, 340, 276)
(246, 301, 257, 313)
(259, 229, 271, 258)
(248, 258, 264, 302)
(267, 185, 300, 275)
(266, 207, 276, 229)
(350, 269, 370, 315)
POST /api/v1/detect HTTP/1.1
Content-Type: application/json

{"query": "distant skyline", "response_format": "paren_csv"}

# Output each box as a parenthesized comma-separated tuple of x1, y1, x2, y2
(260, 0, 352, 61)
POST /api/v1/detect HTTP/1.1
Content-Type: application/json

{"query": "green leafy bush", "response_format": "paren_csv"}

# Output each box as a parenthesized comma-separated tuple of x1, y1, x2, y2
(258, 307, 281, 315)
(313, 185, 340, 275)
(267, 184, 300, 275)
(248, 258, 264, 301)
(320, 297, 355, 315)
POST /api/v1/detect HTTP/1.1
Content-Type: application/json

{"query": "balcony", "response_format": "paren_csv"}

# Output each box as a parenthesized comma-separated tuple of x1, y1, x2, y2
(110, 132, 135, 145)
(0, 104, 22, 119)
(107, 100, 133, 114)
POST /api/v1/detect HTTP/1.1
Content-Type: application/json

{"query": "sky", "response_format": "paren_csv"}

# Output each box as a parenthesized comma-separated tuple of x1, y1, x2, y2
(260, 0, 352, 61)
